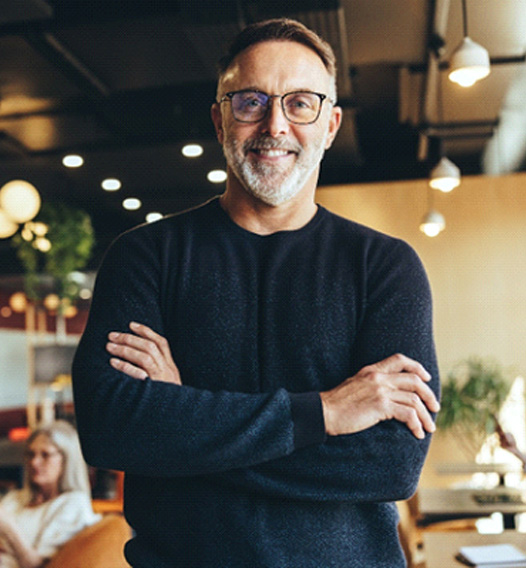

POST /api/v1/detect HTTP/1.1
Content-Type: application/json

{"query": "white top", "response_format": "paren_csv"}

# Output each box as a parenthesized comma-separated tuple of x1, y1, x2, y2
(0, 489, 101, 568)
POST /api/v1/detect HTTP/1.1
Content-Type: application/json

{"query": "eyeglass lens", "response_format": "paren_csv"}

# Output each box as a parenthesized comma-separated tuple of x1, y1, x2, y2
(25, 450, 61, 461)
(230, 91, 322, 124)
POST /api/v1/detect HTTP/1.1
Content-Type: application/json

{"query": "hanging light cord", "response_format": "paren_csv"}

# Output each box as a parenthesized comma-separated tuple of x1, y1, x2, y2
(461, 0, 468, 37)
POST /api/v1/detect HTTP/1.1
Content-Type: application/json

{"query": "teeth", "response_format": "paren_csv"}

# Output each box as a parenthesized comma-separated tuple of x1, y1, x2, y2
(256, 149, 289, 157)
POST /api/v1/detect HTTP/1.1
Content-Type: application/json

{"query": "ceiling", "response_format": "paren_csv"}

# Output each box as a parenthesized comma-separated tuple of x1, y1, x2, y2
(1, 0, 525, 275)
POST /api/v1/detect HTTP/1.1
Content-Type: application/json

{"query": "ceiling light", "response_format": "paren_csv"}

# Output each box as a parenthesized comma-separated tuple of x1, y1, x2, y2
(79, 288, 92, 300)
(429, 157, 461, 192)
(182, 144, 203, 158)
(146, 212, 163, 223)
(122, 198, 142, 211)
(207, 169, 227, 183)
(102, 178, 122, 191)
(62, 154, 84, 168)
(420, 210, 446, 237)
(448, 0, 490, 88)
(0, 179, 41, 223)
(0, 208, 18, 238)
(448, 37, 490, 87)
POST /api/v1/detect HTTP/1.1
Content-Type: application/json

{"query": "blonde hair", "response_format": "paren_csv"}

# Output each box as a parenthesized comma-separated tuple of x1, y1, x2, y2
(24, 420, 91, 498)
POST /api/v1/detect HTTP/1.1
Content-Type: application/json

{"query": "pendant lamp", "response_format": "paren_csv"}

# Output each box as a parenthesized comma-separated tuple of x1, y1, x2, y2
(448, 0, 490, 87)
(429, 156, 461, 192)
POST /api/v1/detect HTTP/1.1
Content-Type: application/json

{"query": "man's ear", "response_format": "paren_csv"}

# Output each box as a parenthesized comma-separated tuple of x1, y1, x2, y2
(325, 105, 343, 150)
(211, 103, 224, 144)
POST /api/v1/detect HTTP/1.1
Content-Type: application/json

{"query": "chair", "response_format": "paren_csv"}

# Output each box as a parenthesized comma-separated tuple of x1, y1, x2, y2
(46, 514, 132, 568)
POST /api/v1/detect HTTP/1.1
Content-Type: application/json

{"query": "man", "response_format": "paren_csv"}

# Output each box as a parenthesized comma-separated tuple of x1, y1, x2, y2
(73, 18, 440, 567)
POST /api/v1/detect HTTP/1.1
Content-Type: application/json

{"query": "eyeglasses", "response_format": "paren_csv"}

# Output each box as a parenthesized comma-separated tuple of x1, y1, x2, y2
(25, 449, 62, 461)
(218, 90, 334, 125)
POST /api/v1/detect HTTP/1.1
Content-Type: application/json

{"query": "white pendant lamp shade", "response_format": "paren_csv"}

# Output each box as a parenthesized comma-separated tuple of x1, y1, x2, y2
(429, 156, 461, 192)
(420, 210, 446, 237)
(0, 208, 18, 238)
(448, 37, 490, 87)
(0, 180, 41, 223)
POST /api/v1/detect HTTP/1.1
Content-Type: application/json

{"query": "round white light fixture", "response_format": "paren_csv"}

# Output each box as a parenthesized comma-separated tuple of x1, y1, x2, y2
(448, 37, 490, 88)
(0, 180, 41, 223)
(207, 169, 227, 183)
(44, 293, 61, 311)
(0, 208, 18, 238)
(182, 144, 204, 158)
(79, 288, 93, 300)
(429, 157, 461, 192)
(146, 212, 163, 223)
(34, 237, 52, 252)
(420, 210, 446, 237)
(102, 178, 122, 191)
(9, 292, 27, 313)
(123, 198, 142, 211)
(62, 154, 84, 168)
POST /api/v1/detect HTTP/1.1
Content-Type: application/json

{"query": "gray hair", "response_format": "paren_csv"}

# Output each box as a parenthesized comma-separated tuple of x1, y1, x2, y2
(217, 18, 338, 100)
(24, 420, 92, 498)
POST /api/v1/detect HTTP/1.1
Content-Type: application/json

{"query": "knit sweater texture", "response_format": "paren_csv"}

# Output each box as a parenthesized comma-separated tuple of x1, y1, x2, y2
(72, 197, 439, 567)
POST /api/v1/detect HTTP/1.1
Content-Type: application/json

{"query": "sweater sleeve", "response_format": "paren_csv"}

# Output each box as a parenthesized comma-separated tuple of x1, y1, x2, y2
(72, 227, 325, 477)
(213, 240, 440, 503)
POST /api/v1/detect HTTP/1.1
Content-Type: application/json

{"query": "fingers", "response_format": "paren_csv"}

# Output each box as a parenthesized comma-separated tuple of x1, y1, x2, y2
(389, 389, 436, 439)
(373, 353, 432, 383)
(106, 322, 182, 385)
(321, 355, 439, 439)
(109, 357, 148, 380)
(393, 373, 440, 414)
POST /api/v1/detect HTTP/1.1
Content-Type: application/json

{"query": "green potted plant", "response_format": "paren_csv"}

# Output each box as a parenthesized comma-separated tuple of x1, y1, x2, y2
(437, 357, 512, 459)
(12, 202, 95, 308)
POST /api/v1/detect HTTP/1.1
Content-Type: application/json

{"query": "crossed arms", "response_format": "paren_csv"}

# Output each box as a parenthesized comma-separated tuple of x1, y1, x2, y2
(72, 224, 440, 503)
(108, 321, 438, 441)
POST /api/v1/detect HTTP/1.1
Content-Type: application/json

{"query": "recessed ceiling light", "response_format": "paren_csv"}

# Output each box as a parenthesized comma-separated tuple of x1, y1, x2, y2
(102, 178, 122, 191)
(62, 154, 84, 168)
(182, 144, 203, 158)
(122, 198, 142, 211)
(146, 212, 163, 223)
(207, 169, 227, 183)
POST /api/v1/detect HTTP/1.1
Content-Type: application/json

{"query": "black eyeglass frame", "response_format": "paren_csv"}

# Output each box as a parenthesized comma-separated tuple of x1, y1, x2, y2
(217, 89, 336, 125)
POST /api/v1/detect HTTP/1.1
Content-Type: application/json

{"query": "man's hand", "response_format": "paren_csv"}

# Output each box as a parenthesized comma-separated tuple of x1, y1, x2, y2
(319, 353, 439, 439)
(106, 322, 182, 385)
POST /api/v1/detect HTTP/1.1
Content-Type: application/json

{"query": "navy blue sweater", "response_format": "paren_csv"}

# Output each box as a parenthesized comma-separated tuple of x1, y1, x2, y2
(72, 198, 439, 567)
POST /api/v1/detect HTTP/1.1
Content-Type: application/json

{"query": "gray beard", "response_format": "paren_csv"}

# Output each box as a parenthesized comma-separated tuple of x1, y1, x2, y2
(223, 136, 327, 206)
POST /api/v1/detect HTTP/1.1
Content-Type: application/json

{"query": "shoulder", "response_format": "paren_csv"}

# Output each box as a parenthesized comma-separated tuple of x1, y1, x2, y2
(99, 198, 221, 266)
(318, 206, 419, 262)
(114, 197, 221, 245)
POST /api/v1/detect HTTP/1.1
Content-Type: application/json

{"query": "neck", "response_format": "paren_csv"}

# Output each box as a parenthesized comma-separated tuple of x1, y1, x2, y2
(220, 179, 318, 235)
(30, 484, 60, 505)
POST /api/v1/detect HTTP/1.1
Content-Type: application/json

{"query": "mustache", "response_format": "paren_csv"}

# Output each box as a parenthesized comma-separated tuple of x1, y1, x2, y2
(242, 137, 302, 154)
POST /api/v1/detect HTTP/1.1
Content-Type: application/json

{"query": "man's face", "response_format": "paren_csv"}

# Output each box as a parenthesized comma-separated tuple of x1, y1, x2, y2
(212, 40, 341, 206)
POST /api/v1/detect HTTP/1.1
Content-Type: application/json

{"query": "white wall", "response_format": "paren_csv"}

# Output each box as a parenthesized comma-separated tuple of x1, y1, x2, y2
(0, 329, 30, 409)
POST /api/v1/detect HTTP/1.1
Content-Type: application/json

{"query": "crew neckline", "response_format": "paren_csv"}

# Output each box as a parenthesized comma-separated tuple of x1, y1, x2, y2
(211, 196, 326, 240)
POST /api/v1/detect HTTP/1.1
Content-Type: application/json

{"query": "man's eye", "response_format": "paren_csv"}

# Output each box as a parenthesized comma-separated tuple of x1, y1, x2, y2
(241, 96, 265, 108)
(287, 96, 315, 110)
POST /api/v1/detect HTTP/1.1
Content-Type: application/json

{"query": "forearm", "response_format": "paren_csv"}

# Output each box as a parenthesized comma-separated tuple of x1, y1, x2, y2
(0, 519, 44, 568)
(74, 333, 325, 476)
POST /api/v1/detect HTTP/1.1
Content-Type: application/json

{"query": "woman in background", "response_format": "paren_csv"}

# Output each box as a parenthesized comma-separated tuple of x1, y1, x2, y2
(0, 420, 100, 568)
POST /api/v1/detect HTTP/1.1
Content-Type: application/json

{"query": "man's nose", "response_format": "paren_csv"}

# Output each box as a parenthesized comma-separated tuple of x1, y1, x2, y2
(260, 98, 290, 137)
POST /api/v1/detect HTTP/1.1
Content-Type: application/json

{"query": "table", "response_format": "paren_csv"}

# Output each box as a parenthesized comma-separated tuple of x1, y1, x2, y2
(418, 487, 526, 530)
(424, 530, 526, 568)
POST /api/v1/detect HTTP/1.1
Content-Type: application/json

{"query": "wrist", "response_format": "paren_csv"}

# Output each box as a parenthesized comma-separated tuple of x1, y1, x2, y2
(319, 392, 337, 436)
